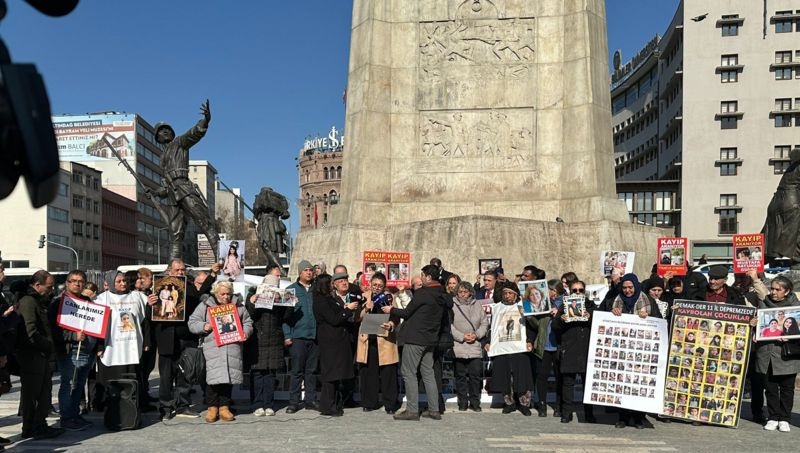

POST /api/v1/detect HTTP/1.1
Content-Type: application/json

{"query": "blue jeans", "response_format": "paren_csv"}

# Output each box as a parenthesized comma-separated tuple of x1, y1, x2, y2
(252, 369, 277, 409)
(58, 352, 94, 421)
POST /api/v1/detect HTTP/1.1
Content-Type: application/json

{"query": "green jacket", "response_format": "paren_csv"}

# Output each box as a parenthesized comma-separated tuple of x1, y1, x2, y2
(17, 289, 55, 358)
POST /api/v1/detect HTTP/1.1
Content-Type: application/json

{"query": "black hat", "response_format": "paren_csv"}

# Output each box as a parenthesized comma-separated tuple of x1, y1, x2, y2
(708, 265, 728, 280)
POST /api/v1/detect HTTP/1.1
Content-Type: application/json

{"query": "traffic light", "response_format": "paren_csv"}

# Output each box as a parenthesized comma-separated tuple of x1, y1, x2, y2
(38, 235, 46, 248)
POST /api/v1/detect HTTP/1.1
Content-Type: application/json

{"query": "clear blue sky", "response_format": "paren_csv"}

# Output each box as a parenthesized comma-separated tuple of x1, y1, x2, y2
(2, 0, 679, 238)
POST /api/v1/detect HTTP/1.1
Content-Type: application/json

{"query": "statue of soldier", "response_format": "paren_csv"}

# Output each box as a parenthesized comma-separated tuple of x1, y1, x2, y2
(151, 100, 220, 260)
(763, 148, 800, 269)
(253, 187, 289, 268)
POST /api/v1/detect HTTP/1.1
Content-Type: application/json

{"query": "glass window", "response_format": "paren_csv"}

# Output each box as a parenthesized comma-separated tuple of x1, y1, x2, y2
(776, 68, 794, 80)
(721, 117, 738, 129)
(776, 51, 792, 63)
(721, 70, 737, 83)
(720, 148, 737, 160)
(721, 54, 738, 67)
(775, 115, 792, 127)
(722, 23, 738, 36)
(721, 101, 738, 113)
(58, 182, 69, 197)
(775, 19, 794, 33)
(618, 192, 634, 211)
(775, 161, 791, 174)
(720, 163, 737, 176)
(775, 145, 791, 158)
(776, 98, 792, 111)
(719, 209, 738, 234)
(720, 194, 737, 206)
(48, 206, 69, 223)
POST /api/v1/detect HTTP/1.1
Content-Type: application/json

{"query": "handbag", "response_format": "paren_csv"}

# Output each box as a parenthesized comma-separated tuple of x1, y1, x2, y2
(781, 341, 800, 360)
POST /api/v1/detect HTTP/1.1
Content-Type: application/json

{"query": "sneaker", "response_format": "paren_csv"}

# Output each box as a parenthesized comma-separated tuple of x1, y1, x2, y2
(778, 421, 791, 432)
(285, 405, 301, 414)
(764, 420, 779, 431)
(60, 418, 89, 432)
(253, 408, 266, 417)
(393, 410, 420, 421)
(422, 410, 442, 420)
(160, 410, 177, 421)
(175, 408, 201, 418)
(264, 408, 275, 416)
(31, 426, 65, 440)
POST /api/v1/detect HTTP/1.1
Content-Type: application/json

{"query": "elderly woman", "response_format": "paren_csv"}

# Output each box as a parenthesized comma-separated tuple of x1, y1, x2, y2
(753, 275, 800, 432)
(451, 281, 489, 412)
(486, 282, 535, 416)
(600, 273, 661, 429)
(356, 272, 401, 414)
(189, 281, 253, 423)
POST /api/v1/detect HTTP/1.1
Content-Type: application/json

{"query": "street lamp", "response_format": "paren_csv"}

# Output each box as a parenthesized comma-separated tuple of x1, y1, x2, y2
(39, 235, 79, 270)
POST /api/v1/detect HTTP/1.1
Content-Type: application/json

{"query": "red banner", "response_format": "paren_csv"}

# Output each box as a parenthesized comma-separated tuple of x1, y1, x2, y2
(208, 304, 245, 346)
(732, 234, 764, 273)
(361, 251, 411, 287)
(657, 237, 688, 277)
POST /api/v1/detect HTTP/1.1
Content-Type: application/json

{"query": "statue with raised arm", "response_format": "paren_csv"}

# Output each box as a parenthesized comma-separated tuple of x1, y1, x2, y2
(152, 100, 220, 260)
(253, 187, 289, 270)
(763, 149, 800, 270)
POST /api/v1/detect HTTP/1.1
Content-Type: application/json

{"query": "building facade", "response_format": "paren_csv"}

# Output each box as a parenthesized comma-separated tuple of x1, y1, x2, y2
(101, 188, 138, 269)
(612, 0, 800, 261)
(61, 161, 104, 270)
(297, 126, 344, 231)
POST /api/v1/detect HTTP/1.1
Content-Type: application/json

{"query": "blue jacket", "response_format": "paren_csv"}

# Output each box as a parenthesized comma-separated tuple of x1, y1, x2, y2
(283, 281, 316, 340)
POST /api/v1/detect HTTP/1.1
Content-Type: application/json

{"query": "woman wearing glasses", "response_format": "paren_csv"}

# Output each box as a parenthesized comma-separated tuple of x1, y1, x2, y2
(752, 275, 800, 432)
(551, 279, 596, 424)
(600, 273, 661, 429)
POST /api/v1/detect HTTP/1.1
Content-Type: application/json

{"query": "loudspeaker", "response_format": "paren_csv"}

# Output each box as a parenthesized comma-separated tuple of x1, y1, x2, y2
(104, 378, 141, 431)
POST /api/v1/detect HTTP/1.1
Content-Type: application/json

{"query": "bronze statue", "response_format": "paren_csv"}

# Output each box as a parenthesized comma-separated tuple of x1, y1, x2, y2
(150, 100, 220, 260)
(253, 187, 289, 270)
(763, 149, 800, 269)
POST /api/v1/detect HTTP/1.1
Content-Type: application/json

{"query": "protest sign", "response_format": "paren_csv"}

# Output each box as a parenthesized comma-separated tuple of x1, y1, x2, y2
(477, 298, 493, 315)
(219, 239, 246, 282)
(254, 284, 297, 308)
(478, 258, 502, 275)
(517, 280, 550, 316)
(56, 295, 110, 339)
(584, 312, 668, 413)
(361, 251, 411, 287)
(600, 251, 635, 277)
(151, 276, 187, 322)
(197, 233, 226, 267)
(563, 295, 589, 322)
(664, 301, 756, 427)
(657, 237, 688, 276)
(732, 234, 765, 273)
(209, 304, 245, 346)
(755, 306, 800, 341)
(487, 303, 527, 357)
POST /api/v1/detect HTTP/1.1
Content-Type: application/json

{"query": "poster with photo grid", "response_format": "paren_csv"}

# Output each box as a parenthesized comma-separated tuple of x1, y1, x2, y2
(663, 300, 756, 427)
(583, 311, 669, 413)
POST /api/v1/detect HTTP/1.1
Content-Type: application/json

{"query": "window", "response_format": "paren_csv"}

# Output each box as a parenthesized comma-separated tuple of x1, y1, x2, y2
(93, 177, 99, 191)
(618, 192, 633, 211)
(721, 70, 738, 83)
(720, 163, 737, 176)
(85, 222, 93, 238)
(72, 195, 84, 209)
(775, 161, 791, 174)
(721, 101, 738, 113)
(720, 194, 737, 207)
(775, 145, 792, 159)
(722, 23, 739, 36)
(720, 101, 738, 129)
(776, 67, 794, 80)
(775, 11, 795, 33)
(323, 167, 329, 180)
(58, 182, 69, 197)
(719, 209, 738, 234)
(776, 98, 792, 111)
(72, 220, 84, 236)
(336, 166, 342, 179)
(776, 51, 792, 63)
(94, 201, 100, 214)
(721, 118, 737, 129)
(721, 54, 738, 67)
(655, 192, 672, 211)
(72, 172, 83, 184)
(48, 206, 69, 223)
(49, 234, 69, 247)
(720, 148, 737, 160)
(94, 225, 99, 240)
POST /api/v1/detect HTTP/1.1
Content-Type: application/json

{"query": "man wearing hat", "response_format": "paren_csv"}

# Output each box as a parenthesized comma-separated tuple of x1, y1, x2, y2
(704, 265, 745, 305)
(283, 260, 320, 413)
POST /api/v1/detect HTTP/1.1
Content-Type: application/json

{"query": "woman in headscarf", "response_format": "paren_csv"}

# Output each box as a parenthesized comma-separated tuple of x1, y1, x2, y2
(600, 273, 661, 429)
(94, 271, 149, 410)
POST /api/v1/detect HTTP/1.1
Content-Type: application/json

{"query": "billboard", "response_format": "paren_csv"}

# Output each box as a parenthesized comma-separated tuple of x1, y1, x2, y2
(53, 114, 137, 161)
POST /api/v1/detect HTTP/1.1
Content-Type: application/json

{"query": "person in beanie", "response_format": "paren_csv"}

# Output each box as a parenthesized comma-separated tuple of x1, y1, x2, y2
(284, 260, 320, 413)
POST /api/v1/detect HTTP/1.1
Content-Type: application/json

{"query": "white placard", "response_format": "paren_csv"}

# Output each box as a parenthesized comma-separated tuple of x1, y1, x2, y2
(56, 295, 110, 339)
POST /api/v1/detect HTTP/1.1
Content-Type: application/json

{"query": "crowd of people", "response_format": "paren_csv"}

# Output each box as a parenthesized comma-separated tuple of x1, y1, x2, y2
(0, 256, 797, 444)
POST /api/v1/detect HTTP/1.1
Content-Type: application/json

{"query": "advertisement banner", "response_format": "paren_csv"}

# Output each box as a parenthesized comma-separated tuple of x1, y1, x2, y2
(664, 301, 757, 427)
(56, 295, 111, 339)
(209, 304, 245, 347)
(600, 251, 635, 277)
(584, 312, 668, 413)
(361, 251, 411, 287)
(732, 234, 765, 273)
(657, 237, 688, 276)
(53, 114, 136, 161)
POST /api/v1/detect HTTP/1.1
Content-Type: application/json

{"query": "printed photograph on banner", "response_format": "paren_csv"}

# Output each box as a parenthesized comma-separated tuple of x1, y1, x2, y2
(276, 288, 298, 307)
(600, 251, 635, 277)
(487, 302, 527, 357)
(564, 295, 589, 322)
(361, 251, 411, 287)
(478, 258, 502, 275)
(517, 280, 550, 315)
(151, 276, 187, 322)
(657, 237, 688, 276)
(664, 300, 757, 427)
(584, 312, 669, 414)
(732, 234, 765, 273)
(254, 283, 278, 310)
(219, 240, 246, 282)
(755, 306, 800, 341)
(209, 303, 245, 346)
(477, 298, 493, 315)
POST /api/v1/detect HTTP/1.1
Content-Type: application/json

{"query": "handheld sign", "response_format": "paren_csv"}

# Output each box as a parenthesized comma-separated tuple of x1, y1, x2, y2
(56, 295, 110, 339)
(732, 234, 764, 273)
(209, 304, 245, 346)
(657, 237, 688, 277)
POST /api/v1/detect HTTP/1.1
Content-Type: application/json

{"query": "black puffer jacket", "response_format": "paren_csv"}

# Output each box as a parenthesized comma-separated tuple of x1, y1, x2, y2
(244, 296, 290, 371)
(391, 283, 448, 347)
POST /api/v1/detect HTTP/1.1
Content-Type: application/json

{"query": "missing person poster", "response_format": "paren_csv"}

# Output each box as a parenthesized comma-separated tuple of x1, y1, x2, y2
(663, 300, 757, 427)
(56, 295, 111, 339)
(584, 311, 668, 413)
(755, 306, 800, 341)
(361, 251, 411, 287)
(600, 251, 635, 277)
(487, 302, 527, 357)
(254, 284, 297, 309)
(151, 276, 187, 322)
(563, 295, 589, 322)
(657, 237, 688, 276)
(733, 234, 765, 273)
(517, 280, 550, 316)
(209, 304, 245, 346)
(219, 239, 246, 282)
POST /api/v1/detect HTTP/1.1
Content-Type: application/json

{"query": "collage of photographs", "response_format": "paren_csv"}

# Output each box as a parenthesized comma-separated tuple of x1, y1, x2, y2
(663, 315, 751, 426)
(588, 323, 663, 408)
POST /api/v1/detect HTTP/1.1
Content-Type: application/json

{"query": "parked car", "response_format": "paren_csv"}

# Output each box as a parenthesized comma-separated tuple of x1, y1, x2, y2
(694, 261, 783, 286)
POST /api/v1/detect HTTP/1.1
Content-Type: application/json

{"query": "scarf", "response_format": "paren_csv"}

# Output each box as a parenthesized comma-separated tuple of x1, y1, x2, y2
(613, 273, 649, 314)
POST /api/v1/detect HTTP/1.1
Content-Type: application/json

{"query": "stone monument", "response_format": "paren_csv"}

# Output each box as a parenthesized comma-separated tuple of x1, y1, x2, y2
(292, 0, 662, 281)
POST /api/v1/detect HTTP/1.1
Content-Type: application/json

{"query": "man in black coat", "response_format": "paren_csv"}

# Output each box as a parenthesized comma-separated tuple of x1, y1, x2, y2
(146, 258, 217, 420)
(703, 265, 745, 305)
(383, 265, 447, 420)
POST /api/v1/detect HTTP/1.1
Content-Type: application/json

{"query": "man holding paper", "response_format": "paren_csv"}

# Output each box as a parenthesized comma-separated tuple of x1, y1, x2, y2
(49, 270, 101, 432)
